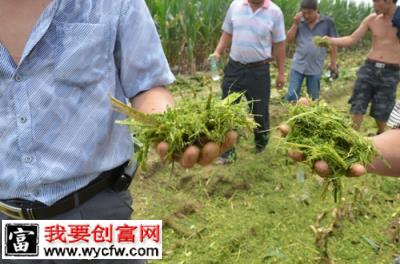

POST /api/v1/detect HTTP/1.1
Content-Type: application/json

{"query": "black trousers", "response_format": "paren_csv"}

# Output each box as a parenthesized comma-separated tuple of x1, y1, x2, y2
(221, 59, 271, 153)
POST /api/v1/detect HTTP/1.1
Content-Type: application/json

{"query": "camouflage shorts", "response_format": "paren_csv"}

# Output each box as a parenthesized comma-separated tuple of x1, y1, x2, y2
(349, 61, 400, 122)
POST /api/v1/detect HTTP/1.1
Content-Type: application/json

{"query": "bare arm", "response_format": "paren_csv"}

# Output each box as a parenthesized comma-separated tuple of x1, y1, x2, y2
(329, 15, 371, 47)
(329, 46, 337, 71)
(213, 31, 233, 60)
(129, 86, 174, 114)
(286, 24, 298, 43)
(330, 46, 337, 65)
(273, 40, 286, 89)
(367, 129, 400, 177)
(274, 41, 286, 75)
(287, 12, 302, 43)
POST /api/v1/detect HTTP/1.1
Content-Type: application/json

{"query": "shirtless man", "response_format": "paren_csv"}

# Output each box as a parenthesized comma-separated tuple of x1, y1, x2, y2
(325, 0, 400, 135)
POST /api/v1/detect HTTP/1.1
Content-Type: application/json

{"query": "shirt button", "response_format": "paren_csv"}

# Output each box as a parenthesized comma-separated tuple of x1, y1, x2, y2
(14, 74, 22, 82)
(19, 116, 28, 123)
(23, 155, 33, 164)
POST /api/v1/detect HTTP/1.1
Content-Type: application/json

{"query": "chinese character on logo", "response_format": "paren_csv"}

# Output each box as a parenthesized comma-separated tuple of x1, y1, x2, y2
(9, 227, 34, 252)
(140, 225, 160, 243)
(5, 224, 39, 257)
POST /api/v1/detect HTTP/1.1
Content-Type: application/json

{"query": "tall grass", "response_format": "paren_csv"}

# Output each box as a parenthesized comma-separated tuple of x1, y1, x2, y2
(147, 0, 372, 72)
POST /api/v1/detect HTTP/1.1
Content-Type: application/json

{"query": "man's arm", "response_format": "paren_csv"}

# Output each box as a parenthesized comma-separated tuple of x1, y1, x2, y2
(328, 15, 371, 47)
(286, 12, 302, 43)
(213, 31, 232, 61)
(366, 129, 400, 177)
(273, 40, 286, 89)
(129, 87, 174, 114)
(329, 46, 338, 72)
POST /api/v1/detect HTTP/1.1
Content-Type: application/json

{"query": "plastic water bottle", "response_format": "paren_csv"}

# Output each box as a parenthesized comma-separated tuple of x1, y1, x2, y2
(325, 64, 339, 82)
(209, 54, 221, 81)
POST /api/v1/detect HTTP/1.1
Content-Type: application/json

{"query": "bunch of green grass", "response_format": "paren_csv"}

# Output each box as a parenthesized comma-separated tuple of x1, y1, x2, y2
(112, 92, 257, 169)
(281, 101, 377, 202)
(313, 36, 331, 49)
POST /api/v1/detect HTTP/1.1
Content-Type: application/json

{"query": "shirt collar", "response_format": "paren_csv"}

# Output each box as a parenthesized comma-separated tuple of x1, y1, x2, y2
(301, 14, 325, 24)
(243, 0, 270, 9)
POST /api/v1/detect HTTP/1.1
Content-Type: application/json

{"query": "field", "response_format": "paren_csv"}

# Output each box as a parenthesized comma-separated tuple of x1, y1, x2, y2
(146, 0, 371, 73)
(129, 50, 400, 263)
(129, 1, 400, 263)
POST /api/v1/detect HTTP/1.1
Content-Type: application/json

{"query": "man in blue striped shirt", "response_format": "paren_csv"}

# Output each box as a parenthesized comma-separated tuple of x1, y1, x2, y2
(0, 2, 235, 262)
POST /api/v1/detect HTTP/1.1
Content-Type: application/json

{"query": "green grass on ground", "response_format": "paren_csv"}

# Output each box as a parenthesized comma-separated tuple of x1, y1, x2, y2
(130, 50, 400, 264)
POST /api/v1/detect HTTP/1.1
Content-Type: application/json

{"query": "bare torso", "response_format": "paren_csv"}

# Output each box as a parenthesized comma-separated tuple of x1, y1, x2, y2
(0, 0, 51, 65)
(367, 13, 400, 64)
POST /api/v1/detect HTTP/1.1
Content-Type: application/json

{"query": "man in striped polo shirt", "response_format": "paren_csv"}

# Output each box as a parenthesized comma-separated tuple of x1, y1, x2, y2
(213, 0, 286, 162)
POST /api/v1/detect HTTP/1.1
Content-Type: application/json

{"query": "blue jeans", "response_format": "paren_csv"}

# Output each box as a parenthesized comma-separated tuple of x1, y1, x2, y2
(285, 69, 321, 101)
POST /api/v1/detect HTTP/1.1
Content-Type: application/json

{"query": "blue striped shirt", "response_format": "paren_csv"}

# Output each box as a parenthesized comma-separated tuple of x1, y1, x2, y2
(222, 0, 286, 64)
(0, 0, 175, 205)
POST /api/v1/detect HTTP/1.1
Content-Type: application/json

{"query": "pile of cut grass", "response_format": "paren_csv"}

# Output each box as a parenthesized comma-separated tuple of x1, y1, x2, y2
(112, 92, 257, 169)
(280, 101, 378, 202)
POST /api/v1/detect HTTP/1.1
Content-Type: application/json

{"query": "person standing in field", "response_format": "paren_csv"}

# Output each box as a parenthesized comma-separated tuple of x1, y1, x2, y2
(285, 0, 338, 102)
(324, 0, 400, 135)
(213, 0, 286, 163)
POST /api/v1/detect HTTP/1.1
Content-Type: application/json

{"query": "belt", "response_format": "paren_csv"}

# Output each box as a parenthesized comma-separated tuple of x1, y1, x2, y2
(230, 58, 271, 68)
(365, 59, 400, 71)
(0, 163, 127, 220)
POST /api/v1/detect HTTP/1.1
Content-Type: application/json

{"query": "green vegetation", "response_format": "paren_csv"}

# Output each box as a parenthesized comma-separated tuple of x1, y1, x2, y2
(313, 36, 332, 49)
(146, 0, 371, 72)
(130, 51, 400, 263)
(112, 93, 256, 170)
(281, 101, 378, 202)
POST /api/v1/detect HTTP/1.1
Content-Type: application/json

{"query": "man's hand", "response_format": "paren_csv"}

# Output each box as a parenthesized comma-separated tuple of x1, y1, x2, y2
(279, 97, 367, 178)
(322, 36, 338, 47)
(328, 63, 338, 74)
(285, 149, 367, 178)
(212, 51, 221, 63)
(155, 131, 238, 168)
(275, 73, 285, 90)
(293, 12, 302, 26)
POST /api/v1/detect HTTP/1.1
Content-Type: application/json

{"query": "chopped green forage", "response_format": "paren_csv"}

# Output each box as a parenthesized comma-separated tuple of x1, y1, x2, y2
(280, 101, 378, 202)
(313, 36, 331, 49)
(112, 92, 257, 170)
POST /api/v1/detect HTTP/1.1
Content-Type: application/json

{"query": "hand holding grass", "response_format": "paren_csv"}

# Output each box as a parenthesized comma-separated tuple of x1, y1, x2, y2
(156, 131, 237, 168)
(112, 92, 256, 170)
(278, 97, 377, 201)
(313, 36, 332, 49)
